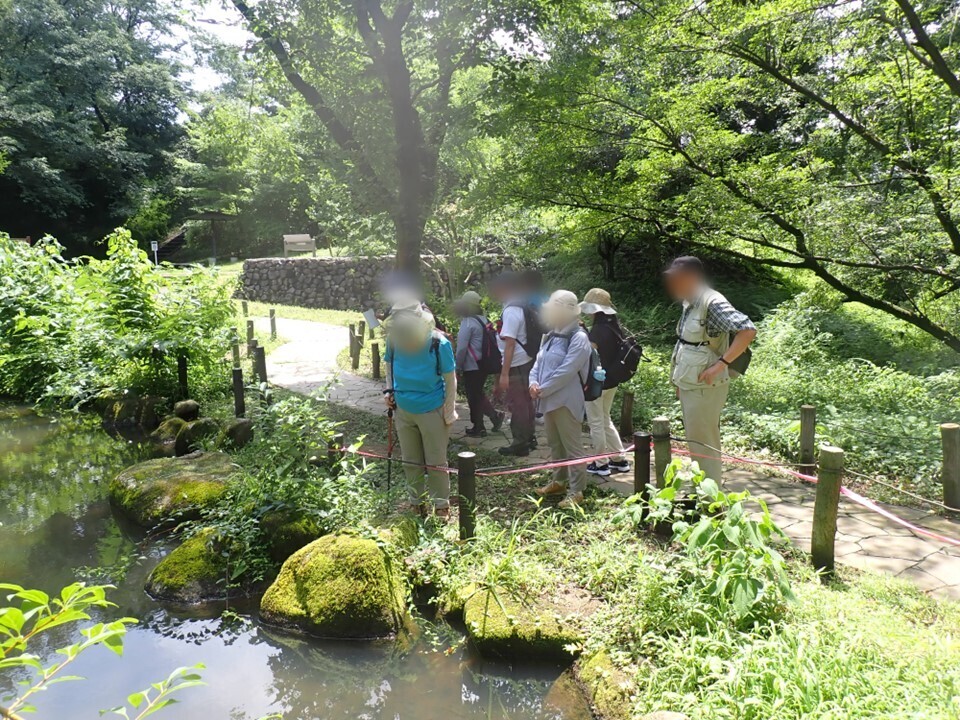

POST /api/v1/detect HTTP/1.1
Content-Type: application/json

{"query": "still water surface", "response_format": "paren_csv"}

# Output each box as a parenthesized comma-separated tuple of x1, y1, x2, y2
(0, 407, 592, 720)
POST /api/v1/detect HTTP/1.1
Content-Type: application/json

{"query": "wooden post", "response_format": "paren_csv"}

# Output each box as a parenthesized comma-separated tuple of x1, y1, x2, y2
(811, 446, 844, 578)
(269, 308, 277, 340)
(177, 353, 188, 399)
(372, 342, 382, 380)
(942, 423, 960, 510)
(351, 332, 361, 371)
(799, 404, 817, 476)
(369, 326, 376, 340)
(458, 452, 477, 541)
(232, 367, 245, 418)
(328, 433, 345, 466)
(254, 345, 268, 385)
(242, 300, 248, 317)
(231, 331, 241, 369)
(620, 390, 635, 437)
(358, 320, 366, 346)
(652, 416, 672, 487)
(246, 320, 255, 353)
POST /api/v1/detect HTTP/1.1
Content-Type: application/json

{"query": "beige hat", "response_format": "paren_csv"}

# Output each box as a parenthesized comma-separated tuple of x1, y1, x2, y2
(456, 290, 482, 308)
(542, 289, 581, 329)
(579, 288, 617, 315)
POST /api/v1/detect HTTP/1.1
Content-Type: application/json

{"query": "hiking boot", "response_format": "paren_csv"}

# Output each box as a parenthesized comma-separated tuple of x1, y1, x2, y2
(586, 461, 611, 477)
(490, 411, 505, 432)
(558, 492, 584, 509)
(536, 480, 567, 496)
(434, 506, 451, 519)
(498, 444, 530, 457)
(465, 426, 487, 438)
(609, 459, 631, 474)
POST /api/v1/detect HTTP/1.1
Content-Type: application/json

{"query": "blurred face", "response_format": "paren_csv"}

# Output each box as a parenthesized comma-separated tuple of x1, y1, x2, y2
(387, 312, 432, 353)
(453, 301, 469, 318)
(541, 292, 580, 331)
(664, 270, 702, 301)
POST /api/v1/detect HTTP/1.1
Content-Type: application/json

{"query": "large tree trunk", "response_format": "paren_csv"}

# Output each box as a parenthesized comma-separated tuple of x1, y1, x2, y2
(394, 208, 425, 275)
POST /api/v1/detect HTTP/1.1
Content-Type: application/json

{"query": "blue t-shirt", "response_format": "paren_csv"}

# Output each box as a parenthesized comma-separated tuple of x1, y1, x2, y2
(386, 334, 456, 414)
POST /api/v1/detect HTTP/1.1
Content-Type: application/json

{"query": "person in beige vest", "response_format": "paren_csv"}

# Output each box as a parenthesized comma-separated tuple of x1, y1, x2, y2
(665, 256, 756, 481)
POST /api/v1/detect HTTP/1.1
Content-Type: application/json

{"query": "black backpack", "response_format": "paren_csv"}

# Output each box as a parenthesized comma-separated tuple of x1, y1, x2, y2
(468, 316, 503, 375)
(611, 328, 644, 385)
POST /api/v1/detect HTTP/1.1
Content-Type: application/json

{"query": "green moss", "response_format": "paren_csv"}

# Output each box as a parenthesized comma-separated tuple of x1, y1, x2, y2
(576, 649, 634, 720)
(261, 510, 324, 563)
(151, 416, 187, 443)
(108, 451, 235, 527)
(463, 587, 584, 662)
(145, 530, 227, 603)
(260, 534, 409, 639)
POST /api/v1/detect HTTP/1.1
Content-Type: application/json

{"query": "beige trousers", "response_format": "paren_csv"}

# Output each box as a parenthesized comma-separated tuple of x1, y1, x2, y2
(679, 382, 730, 482)
(395, 407, 451, 509)
(585, 387, 626, 465)
(544, 406, 588, 495)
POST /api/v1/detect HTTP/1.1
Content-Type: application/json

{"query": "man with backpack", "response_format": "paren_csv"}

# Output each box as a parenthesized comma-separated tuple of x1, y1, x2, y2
(491, 272, 541, 457)
(580, 288, 639, 477)
(453, 290, 504, 438)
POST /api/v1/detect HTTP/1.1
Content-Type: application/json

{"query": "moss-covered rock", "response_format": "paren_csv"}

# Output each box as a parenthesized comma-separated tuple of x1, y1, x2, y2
(108, 451, 236, 528)
(145, 530, 228, 603)
(260, 534, 409, 639)
(176, 417, 221, 455)
(173, 399, 201, 421)
(463, 587, 584, 662)
(576, 649, 634, 720)
(220, 418, 254, 450)
(261, 510, 324, 563)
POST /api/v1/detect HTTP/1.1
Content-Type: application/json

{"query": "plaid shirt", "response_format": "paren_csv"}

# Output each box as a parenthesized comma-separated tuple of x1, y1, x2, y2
(705, 298, 755, 337)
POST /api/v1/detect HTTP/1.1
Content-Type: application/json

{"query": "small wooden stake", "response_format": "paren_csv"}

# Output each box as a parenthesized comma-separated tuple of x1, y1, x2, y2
(812, 446, 844, 578)
(246, 320, 255, 353)
(372, 341, 382, 380)
(242, 300, 248, 316)
(254, 345, 268, 385)
(459, 452, 477, 541)
(177, 353, 188, 399)
(230, 329, 241, 368)
(652, 416, 672, 487)
(351, 332, 361, 371)
(358, 320, 366, 345)
(232, 367, 245, 418)
(942, 423, 960, 510)
(620, 390, 635, 438)
(800, 404, 817, 476)
(269, 308, 277, 340)
(633, 431, 651, 497)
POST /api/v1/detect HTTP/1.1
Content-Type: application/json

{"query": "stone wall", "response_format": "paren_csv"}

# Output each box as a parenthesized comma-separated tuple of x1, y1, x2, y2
(237, 255, 517, 310)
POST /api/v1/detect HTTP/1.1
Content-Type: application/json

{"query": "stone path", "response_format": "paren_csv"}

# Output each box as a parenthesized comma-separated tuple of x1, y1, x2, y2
(254, 315, 960, 601)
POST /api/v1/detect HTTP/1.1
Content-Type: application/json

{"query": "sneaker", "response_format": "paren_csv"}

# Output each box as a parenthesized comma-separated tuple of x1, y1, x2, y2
(586, 461, 611, 477)
(490, 411, 505, 432)
(498, 444, 530, 457)
(609, 459, 631, 474)
(536, 480, 567, 496)
(558, 492, 584, 509)
(465, 426, 487, 438)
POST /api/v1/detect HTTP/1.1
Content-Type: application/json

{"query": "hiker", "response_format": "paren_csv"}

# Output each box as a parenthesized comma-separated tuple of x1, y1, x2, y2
(491, 272, 540, 457)
(530, 290, 594, 509)
(383, 300, 458, 515)
(579, 288, 631, 477)
(453, 290, 504, 438)
(665, 256, 757, 481)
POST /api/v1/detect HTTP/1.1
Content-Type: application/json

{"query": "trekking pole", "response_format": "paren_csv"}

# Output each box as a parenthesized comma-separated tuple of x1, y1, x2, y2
(383, 388, 396, 492)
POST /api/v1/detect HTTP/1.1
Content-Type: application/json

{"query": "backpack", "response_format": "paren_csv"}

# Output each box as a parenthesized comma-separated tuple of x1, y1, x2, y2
(610, 327, 644, 385)
(497, 302, 544, 360)
(467, 316, 503, 376)
(548, 329, 604, 402)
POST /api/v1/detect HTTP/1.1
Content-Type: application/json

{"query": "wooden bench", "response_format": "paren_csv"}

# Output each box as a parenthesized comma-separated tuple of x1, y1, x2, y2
(283, 234, 317, 257)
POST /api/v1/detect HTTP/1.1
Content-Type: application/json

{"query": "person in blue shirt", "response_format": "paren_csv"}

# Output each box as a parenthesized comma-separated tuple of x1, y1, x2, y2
(384, 300, 458, 515)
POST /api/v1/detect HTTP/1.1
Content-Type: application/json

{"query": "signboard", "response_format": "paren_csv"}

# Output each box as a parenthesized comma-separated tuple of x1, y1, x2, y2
(150, 241, 159, 252)
(363, 308, 380, 329)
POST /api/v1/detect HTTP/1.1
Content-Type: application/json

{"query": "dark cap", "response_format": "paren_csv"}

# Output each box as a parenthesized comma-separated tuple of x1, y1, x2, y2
(663, 255, 704, 275)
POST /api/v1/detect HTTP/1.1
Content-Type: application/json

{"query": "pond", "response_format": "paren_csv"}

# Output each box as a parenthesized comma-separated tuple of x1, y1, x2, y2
(0, 406, 593, 720)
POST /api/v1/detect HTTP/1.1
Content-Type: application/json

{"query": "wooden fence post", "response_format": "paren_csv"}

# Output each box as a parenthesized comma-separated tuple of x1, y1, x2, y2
(811, 446, 844, 578)
(232, 367, 245, 418)
(942, 423, 960, 511)
(246, 320, 255, 353)
(242, 300, 248, 317)
(177, 353, 189, 399)
(458, 452, 477, 541)
(254, 345, 268, 385)
(620, 390, 635, 437)
(652, 416, 672, 487)
(230, 328, 241, 368)
(269, 308, 277, 340)
(351, 332, 361, 371)
(800, 404, 817, 476)
(369, 326, 376, 340)
(358, 320, 366, 345)
(372, 342, 382, 380)
(633, 431, 651, 497)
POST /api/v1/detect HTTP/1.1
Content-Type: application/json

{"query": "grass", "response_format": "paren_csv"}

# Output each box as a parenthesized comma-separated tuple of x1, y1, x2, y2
(235, 299, 361, 327)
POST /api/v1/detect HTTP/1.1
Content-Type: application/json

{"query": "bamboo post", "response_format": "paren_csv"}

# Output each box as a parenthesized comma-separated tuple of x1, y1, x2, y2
(246, 320, 255, 353)
(242, 300, 248, 317)
(372, 342, 382, 380)
(269, 308, 277, 340)
(177, 353, 188, 399)
(812, 446, 844, 578)
(799, 404, 817, 476)
(232, 367, 245, 418)
(620, 390, 635, 438)
(652, 416, 672, 487)
(942, 423, 960, 511)
(458, 452, 477, 541)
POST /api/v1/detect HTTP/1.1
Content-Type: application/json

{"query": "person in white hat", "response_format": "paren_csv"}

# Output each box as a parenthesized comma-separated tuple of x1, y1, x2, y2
(530, 290, 593, 508)
(384, 300, 458, 515)
(579, 288, 630, 477)
(453, 290, 504, 437)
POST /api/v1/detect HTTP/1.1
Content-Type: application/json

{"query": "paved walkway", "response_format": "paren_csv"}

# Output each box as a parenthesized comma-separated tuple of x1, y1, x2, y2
(255, 316, 960, 601)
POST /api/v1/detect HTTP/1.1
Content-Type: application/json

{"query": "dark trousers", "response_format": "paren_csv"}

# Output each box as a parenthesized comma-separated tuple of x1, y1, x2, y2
(463, 370, 496, 429)
(506, 361, 535, 447)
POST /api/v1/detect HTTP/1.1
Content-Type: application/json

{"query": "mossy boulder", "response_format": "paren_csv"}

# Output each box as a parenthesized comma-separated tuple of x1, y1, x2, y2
(173, 399, 201, 421)
(463, 587, 585, 662)
(576, 649, 634, 720)
(220, 418, 254, 450)
(176, 417, 221, 455)
(260, 534, 409, 639)
(145, 530, 228, 603)
(261, 510, 324, 563)
(108, 451, 236, 528)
